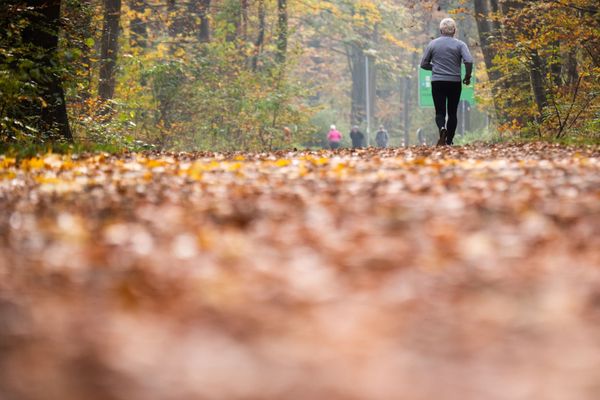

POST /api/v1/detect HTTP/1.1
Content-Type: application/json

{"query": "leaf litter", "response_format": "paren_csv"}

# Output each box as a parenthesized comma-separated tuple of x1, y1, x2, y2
(0, 143, 599, 400)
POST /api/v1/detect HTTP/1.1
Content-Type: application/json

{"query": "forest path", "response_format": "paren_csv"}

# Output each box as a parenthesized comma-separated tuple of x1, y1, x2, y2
(1, 143, 599, 399)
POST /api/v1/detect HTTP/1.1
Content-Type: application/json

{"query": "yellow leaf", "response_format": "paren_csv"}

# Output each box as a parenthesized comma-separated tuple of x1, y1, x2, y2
(0, 157, 16, 169)
(146, 159, 167, 169)
(22, 157, 45, 170)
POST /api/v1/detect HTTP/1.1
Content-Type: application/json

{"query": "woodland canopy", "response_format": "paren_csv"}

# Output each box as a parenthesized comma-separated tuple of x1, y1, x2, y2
(0, 0, 598, 150)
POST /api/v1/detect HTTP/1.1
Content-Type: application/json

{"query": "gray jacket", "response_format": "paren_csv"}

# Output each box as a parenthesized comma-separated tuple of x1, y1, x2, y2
(420, 36, 473, 82)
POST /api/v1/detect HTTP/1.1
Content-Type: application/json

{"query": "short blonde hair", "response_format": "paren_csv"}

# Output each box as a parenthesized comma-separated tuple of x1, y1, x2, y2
(440, 18, 456, 36)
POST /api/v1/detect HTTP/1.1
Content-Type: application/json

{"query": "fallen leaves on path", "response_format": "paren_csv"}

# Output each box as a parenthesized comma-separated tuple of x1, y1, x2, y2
(0, 143, 599, 400)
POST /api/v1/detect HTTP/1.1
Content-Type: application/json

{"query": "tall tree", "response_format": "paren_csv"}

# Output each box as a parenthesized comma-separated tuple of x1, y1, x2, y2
(473, 0, 504, 114)
(240, 0, 249, 40)
(130, 0, 148, 48)
(99, 0, 122, 102)
(347, 2, 379, 130)
(221, 0, 241, 42)
(183, 0, 211, 43)
(190, 0, 211, 43)
(475, 0, 531, 126)
(167, 0, 184, 52)
(530, 49, 548, 123)
(565, 48, 578, 86)
(251, 0, 266, 70)
(474, 0, 598, 136)
(22, 0, 72, 140)
(276, 0, 288, 64)
(347, 45, 368, 126)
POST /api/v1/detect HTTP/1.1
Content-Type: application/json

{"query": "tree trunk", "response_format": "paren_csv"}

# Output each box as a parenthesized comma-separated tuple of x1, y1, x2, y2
(64, 0, 94, 106)
(473, 0, 502, 84)
(130, 0, 147, 48)
(99, 0, 122, 102)
(565, 48, 578, 86)
(199, 0, 211, 42)
(402, 75, 411, 147)
(474, 0, 506, 121)
(223, 0, 241, 42)
(251, 0, 266, 70)
(187, 0, 211, 42)
(530, 50, 548, 119)
(22, 0, 72, 140)
(167, 0, 184, 53)
(348, 44, 376, 130)
(549, 41, 562, 87)
(240, 0, 249, 41)
(476, 0, 530, 126)
(348, 44, 366, 126)
(276, 0, 288, 64)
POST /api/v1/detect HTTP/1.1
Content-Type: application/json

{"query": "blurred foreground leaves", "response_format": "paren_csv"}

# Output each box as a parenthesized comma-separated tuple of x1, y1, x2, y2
(0, 143, 599, 400)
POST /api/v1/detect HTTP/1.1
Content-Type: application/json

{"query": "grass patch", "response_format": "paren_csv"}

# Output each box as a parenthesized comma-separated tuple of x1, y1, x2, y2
(0, 140, 152, 159)
(454, 128, 506, 145)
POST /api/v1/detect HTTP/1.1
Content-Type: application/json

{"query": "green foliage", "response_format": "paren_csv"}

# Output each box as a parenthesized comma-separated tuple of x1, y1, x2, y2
(0, 3, 42, 141)
(308, 109, 347, 148)
(14, 0, 596, 150)
(0, 0, 94, 142)
(175, 43, 314, 151)
(61, 0, 319, 151)
(142, 60, 186, 130)
(0, 137, 150, 158)
(486, 0, 600, 140)
(453, 128, 506, 145)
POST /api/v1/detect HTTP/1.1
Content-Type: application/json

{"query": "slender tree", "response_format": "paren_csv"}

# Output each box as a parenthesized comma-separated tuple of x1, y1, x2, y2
(130, 0, 148, 48)
(530, 49, 548, 121)
(22, 0, 72, 140)
(565, 48, 578, 86)
(475, 0, 531, 126)
(198, 0, 211, 42)
(222, 0, 241, 42)
(241, 0, 249, 40)
(167, 0, 185, 52)
(347, 44, 375, 128)
(251, 0, 266, 70)
(184, 0, 211, 42)
(276, 0, 288, 64)
(99, 0, 122, 102)
(346, 4, 378, 129)
(473, 0, 503, 108)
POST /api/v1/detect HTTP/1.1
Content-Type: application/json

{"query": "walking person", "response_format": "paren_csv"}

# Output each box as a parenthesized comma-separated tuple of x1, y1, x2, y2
(327, 125, 342, 150)
(375, 125, 389, 148)
(420, 18, 473, 146)
(350, 125, 365, 149)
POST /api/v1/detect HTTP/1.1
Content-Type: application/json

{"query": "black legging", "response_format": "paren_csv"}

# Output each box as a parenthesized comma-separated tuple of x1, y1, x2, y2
(432, 81, 462, 144)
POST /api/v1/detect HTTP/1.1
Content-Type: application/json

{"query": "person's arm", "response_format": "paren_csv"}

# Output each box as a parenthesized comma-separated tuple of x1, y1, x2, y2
(420, 44, 433, 71)
(461, 42, 474, 85)
(463, 62, 473, 85)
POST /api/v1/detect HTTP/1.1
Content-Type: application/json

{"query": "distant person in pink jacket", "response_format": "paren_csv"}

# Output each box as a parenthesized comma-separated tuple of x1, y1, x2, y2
(327, 125, 342, 149)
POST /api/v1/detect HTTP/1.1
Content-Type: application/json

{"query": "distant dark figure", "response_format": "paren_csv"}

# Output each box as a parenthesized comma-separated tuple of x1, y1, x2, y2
(375, 125, 389, 148)
(420, 17, 473, 146)
(327, 124, 342, 149)
(350, 126, 365, 148)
